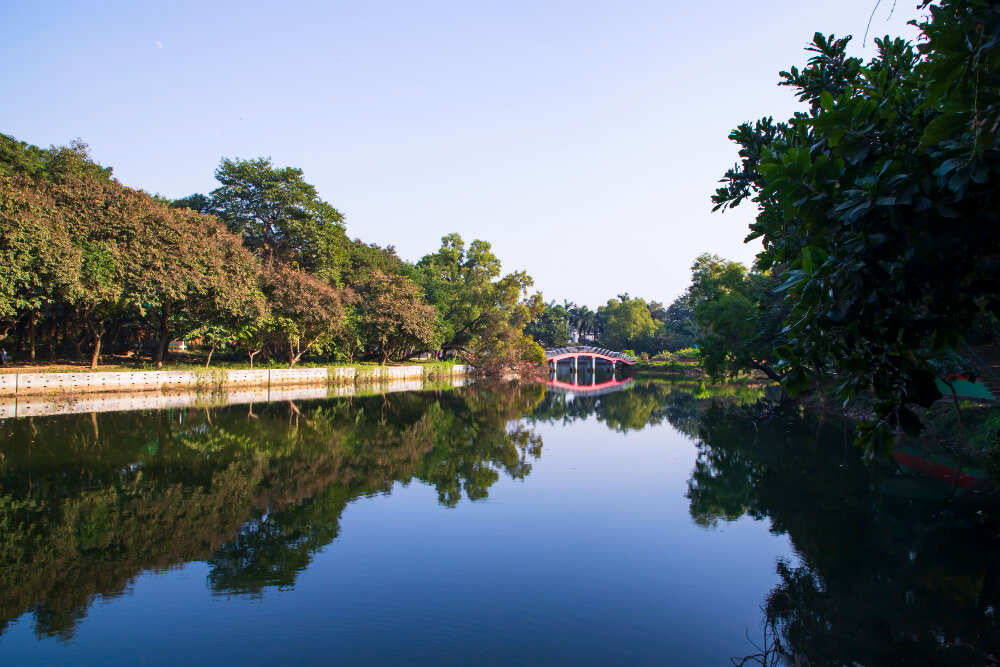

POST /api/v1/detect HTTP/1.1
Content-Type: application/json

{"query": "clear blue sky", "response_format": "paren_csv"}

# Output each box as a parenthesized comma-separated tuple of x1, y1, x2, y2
(2, 1, 923, 308)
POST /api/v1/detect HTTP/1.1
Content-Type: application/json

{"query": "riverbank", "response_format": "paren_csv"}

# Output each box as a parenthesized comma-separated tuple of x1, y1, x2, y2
(0, 363, 471, 398)
(0, 375, 471, 419)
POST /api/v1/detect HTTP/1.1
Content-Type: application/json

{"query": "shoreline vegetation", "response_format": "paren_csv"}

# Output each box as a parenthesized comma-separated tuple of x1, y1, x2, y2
(0, 140, 545, 374)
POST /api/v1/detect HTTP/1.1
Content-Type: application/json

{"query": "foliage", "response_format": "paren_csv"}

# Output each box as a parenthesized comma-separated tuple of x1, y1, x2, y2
(259, 261, 347, 366)
(712, 3, 1000, 451)
(0, 134, 112, 183)
(686, 254, 787, 382)
(354, 270, 437, 363)
(655, 295, 700, 352)
(563, 301, 600, 342)
(186, 157, 349, 285)
(524, 301, 572, 348)
(0, 135, 537, 370)
(597, 294, 659, 351)
(344, 239, 408, 283)
(414, 233, 543, 369)
(0, 176, 80, 330)
(0, 168, 262, 367)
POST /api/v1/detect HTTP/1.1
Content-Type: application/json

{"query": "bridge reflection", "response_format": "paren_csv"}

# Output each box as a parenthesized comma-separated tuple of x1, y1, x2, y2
(542, 357, 634, 396)
(541, 376, 635, 396)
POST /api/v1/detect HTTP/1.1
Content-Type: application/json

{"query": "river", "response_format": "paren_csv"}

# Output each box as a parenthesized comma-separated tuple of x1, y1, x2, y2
(0, 377, 997, 665)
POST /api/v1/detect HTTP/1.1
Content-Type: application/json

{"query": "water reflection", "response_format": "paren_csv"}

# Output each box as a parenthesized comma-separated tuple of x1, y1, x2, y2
(686, 401, 1000, 665)
(0, 382, 544, 638)
(1, 378, 998, 664)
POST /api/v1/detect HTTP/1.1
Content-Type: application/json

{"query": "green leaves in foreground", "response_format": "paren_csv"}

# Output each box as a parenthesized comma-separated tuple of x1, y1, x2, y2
(712, 1, 1000, 453)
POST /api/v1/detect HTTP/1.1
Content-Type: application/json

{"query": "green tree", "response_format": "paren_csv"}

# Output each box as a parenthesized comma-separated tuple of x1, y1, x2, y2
(657, 295, 699, 351)
(0, 134, 112, 183)
(414, 233, 543, 367)
(344, 239, 408, 283)
(193, 157, 349, 285)
(712, 2, 1000, 449)
(525, 301, 572, 348)
(686, 254, 787, 382)
(565, 302, 599, 342)
(597, 295, 658, 351)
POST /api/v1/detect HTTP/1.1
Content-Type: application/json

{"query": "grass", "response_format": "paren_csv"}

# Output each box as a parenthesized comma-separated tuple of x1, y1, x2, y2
(631, 359, 707, 380)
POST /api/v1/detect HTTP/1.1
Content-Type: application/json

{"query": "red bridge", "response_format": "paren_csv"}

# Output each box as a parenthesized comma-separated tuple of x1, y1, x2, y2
(544, 346, 637, 369)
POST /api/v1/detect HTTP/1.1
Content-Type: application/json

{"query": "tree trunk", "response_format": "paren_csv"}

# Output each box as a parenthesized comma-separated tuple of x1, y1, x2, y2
(288, 340, 305, 368)
(249, 349, 260, 369)
(154, 305, 170, 368)
(28, 314, 36, 361)
(89, 322, 104, 369)
(205, 343, 216, 368)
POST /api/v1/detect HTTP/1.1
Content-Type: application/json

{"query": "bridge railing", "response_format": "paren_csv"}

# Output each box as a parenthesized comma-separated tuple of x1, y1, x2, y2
(543, 345, 637, 362)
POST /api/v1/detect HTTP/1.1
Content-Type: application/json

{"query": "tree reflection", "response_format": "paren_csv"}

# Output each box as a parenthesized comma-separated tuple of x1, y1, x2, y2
(0, 381, 545, 637)
(5, 378, 999, 661)
(685, 401, 1000, 665)
(529, 379, 763, 433)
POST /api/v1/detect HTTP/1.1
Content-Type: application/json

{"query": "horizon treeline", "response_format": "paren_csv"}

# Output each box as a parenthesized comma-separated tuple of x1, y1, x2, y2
(524, 296, 698, 355)
(0, 134, 545, 369)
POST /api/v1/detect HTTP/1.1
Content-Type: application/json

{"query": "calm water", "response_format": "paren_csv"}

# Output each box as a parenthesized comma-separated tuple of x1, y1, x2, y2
(1, 377, 998, 665)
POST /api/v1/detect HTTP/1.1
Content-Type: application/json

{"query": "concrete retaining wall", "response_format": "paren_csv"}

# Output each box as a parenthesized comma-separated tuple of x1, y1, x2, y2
(0, 365, 471, 398)
(0, 375, 470, 419)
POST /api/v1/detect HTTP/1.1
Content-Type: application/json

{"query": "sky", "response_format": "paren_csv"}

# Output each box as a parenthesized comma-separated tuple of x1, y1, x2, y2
(1, 1, 924, 308)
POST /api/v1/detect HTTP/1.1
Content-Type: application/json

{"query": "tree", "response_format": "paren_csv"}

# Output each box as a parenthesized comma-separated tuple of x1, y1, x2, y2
(525, 301, 572, 348)
(0, 134, 113, 183)
(712, 3, 1000, 450)
(32, 173, 143, 369)
(354, 270, 437, 363)
(0, 175, 80, 342)
(191, 157, 349, 285)
(345, 239, 408, 283)
(562, 302, 598, 342)
(413, 233, 543, 368)
(686, 254, 787, 382)
(0, 140, 121, 364)
(657, 295, 699, 351)
(597, 295, 658, 352)
(260, 261, 347, 367)
(164, 210, 267, 368)
(131, 205, 265, 368)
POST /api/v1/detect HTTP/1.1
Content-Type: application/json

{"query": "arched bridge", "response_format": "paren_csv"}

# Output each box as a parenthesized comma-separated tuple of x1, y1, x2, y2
(544, 346, 637, 366)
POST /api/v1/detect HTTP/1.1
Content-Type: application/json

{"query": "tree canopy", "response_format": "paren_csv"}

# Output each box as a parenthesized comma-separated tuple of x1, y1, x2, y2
(597, 294, 659, 352)
(185, 157, 350, 285)
(0, 139, 544, 370)
(414, 233, 544, 366)
(711, 1, 1000, 450)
